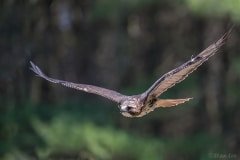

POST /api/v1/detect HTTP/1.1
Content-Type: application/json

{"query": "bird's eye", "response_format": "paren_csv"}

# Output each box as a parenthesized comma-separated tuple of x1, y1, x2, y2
(126, 106, 132, 111)
(120, 105, 131, 112)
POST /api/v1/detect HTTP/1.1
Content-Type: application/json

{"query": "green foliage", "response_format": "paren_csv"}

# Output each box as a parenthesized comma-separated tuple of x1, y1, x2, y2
(0, 101, 230, 160)
(0, 102, 44, 157)
(91, 0, 240, 22)
(184, 0, 240, 21)
(32, 115, 226, 160)
(232, 58, 240, 75)
(33, 116, 164, 160)
(163, 133, 224, 159)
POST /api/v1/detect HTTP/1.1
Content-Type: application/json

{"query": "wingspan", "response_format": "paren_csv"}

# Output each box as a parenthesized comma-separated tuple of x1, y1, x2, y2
(30, 61, 126, 103)
(144, 28, 232, 99)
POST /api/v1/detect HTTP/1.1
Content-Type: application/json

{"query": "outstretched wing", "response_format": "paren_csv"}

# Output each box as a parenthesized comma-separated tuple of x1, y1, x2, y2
(30, 61, 126, 103)
(143, 28, 232, 99)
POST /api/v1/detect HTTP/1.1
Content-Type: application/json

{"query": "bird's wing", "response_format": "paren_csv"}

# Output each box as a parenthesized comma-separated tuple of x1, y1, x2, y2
(143, 28, 232, 99)
(30, 61, 126, 103)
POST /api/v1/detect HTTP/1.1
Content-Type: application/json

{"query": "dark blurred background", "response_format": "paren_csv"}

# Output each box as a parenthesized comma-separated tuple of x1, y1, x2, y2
(0, 0, 240, 160)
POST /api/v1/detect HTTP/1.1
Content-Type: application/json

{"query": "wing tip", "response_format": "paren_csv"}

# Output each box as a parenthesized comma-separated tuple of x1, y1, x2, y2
(216, 25, 234, 46)
(187, 97, 193, 101)
(29, 61, 37, 74)
(29, 61, 51, 81)
(199, 26, 233, 58)
(29, 61, 43, 76)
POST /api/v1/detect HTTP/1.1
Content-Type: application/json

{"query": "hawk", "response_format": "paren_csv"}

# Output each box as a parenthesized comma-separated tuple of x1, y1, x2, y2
(30, 29, 231, 118)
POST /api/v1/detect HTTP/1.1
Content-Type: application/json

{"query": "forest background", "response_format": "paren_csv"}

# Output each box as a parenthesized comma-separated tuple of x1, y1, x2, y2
(1, 0, 240, 159)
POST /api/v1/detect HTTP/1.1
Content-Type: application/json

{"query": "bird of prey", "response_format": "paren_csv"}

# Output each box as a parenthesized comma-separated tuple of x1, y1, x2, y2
(30, 29, 231, 118)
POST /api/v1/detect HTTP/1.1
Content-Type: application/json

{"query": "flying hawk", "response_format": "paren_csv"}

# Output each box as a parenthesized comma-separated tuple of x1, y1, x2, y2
(30, 29, 231, 117)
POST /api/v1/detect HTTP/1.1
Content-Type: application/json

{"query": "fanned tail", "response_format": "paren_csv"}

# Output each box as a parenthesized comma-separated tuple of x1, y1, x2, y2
(154, 98, 192, 108)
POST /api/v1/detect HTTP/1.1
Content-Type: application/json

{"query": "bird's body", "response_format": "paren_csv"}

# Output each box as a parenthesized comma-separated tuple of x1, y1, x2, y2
(30, 28, 231, 118)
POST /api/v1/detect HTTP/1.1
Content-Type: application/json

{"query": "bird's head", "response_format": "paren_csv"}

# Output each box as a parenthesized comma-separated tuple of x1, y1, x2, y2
(119, 98, 141, 117)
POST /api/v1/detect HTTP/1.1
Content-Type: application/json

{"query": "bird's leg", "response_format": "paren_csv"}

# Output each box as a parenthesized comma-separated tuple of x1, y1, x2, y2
(153, 98, 192, 108)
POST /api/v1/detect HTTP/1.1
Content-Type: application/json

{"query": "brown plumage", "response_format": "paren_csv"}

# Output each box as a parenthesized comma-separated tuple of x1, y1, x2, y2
(30, 28, 232, 117)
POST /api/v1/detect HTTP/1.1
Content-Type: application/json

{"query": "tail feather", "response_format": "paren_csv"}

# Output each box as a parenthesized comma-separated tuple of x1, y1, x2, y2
(154, 98, 192, 108)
